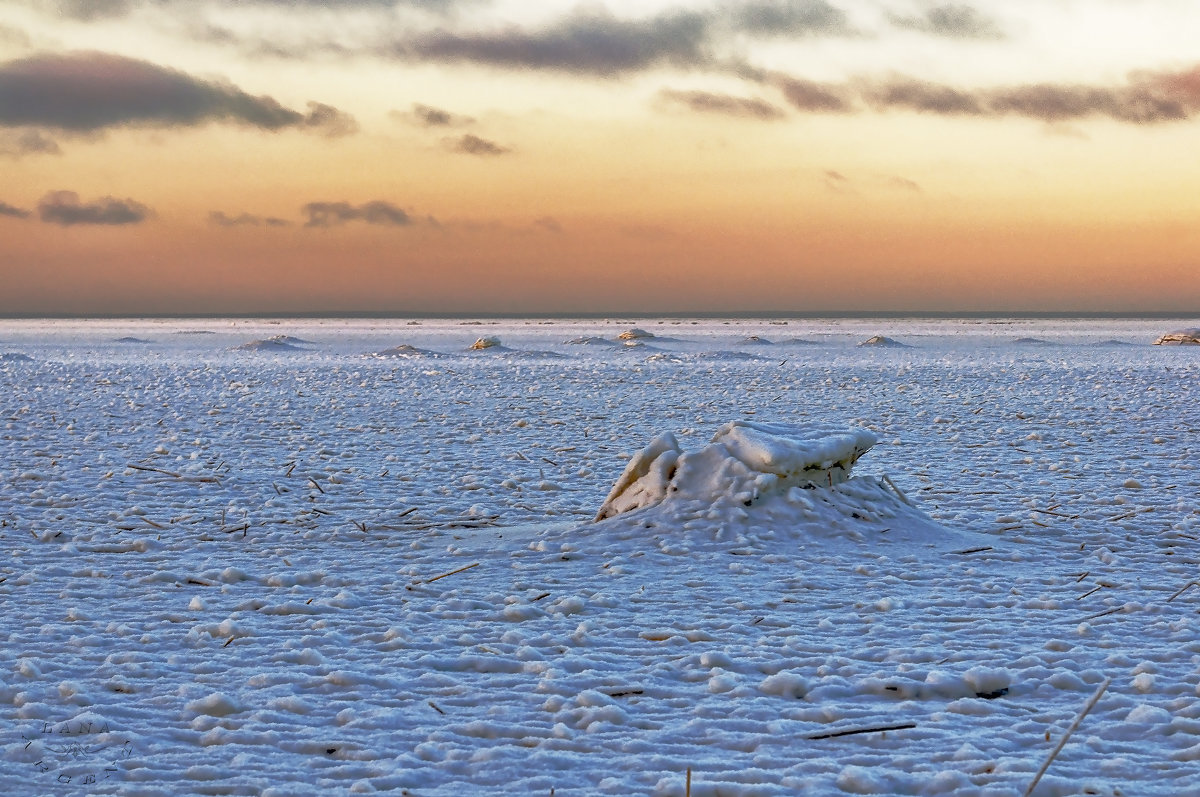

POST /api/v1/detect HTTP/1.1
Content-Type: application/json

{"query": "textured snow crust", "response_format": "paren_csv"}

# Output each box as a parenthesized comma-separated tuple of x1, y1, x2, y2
(1, 317, 1199, 796)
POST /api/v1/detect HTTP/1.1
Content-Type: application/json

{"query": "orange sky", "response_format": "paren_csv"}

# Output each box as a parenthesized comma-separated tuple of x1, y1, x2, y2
(1, 1, 1198, 314)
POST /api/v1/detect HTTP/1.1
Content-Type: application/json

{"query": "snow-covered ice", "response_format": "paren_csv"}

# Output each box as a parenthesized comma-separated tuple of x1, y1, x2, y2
(1, 316, 1198, 795)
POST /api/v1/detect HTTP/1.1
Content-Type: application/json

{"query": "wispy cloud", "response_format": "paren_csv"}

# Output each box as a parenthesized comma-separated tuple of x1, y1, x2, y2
(0, 129, 62, 158)
(448, 133, 509, 155)
(0, 201, 30, 219)
(533, 216, 562, 233)
(399, 9, 712, 77)
(397, 102, 475, 127)
(209, 211, 291, 227)
(764, 65, 1200, 125)
(890, 4, 1004, 40)
(38, 190, 152, 226)
(0, 52, 356, 135)
(731, 0, 853, 37)
(659, 88, 785, 120)
(302, 200, 413, 228)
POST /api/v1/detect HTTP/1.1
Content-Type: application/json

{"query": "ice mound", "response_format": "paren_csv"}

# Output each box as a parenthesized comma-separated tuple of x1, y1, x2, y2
(0, 352, 33, 362)
(235, 335, 306, 351)
(1013, 337, 1051, 345)
(373, 344, 442, 358)
(114, 336, 152, 344)
(859, 335, 909, 347)
(742, 336, 772, 344)
(617, 327, 655, 340)
(596, 421, 876, 521)
(1154, 328, 1200, 345)
(468, 336, 504, 350)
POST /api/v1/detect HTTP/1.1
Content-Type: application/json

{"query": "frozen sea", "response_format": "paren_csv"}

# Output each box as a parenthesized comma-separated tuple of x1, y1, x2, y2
(1, 317, 1198, 796)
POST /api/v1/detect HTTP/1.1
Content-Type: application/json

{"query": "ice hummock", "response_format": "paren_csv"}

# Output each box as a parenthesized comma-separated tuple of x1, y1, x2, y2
(234, 335, 310, 351)
(1153, 328, 1200, 345)
(595, 421, 876, 521)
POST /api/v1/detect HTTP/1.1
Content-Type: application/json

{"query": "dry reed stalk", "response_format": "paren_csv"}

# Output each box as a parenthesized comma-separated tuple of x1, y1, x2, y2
(1022, 678, 1110, 797)
(1167, 582, 1198, 602)
(808, 722, 917, 740)
(422, 562, 480, 584)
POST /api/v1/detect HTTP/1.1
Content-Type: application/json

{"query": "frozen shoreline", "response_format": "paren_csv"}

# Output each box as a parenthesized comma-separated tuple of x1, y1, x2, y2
(1, 318, 1198, 795)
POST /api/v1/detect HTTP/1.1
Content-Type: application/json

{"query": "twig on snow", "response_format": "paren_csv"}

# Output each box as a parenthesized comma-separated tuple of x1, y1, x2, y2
(808, 722, 917, 740)
(1022, 678, 1110, 797)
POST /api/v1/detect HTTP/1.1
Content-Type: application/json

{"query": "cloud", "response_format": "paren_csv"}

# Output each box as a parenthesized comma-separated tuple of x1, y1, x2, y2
(731, 0, 852, 37)
(891, 4, 1004, 39)
(0, 201, 30, 219)
(0, 23, 32, 48)
(767, 65, 1200, 125)
(0, 129, 62, 158)
(302, 200, 413, 228)
(533, 216, 562, 233)
(0, 51, 356, 135)
(395, 103, 475, 127)
(51, 0, 134, 21)
(38, 190, 152, 226)
(885, 176, 921, 192)
(401, 9, 712, 77)
(659, 89, 785, 120)
(209, 211, 291, 227)
(47, 0, 458, 20)
(449, 133, 509, 155)
(773, 76, 853, 112)
(864, 77, 984, 115)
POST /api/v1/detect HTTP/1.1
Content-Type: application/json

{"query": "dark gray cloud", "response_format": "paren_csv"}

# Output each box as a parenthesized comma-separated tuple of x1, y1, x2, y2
(209, 211, 291, 227)
(768, 65, 1200, 125)
(732, 0, 852, 37)
(0, 129, 62, 158)
(0, 201, 30, 219)
(38, 190, 152, 226)
(659, 88, 785, 120)
(302, 200, 412, 228)
(891, 4, 1004, 39)
(0, 52, 356, 135)
(402, 9, 711, 77)
(449, 133, 509, 155)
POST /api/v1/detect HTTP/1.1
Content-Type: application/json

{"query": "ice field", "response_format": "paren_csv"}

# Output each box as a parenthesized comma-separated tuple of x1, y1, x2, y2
(1, 317, 1199, 795)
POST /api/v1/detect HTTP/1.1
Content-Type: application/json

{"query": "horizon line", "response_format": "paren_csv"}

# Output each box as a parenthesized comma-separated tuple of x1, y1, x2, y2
(0, 310, 1196, 321)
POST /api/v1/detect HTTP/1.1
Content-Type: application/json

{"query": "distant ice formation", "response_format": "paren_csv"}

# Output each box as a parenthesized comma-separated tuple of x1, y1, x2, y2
(1154, 328, 1200, 345)
(468, 336, 504, 350)
(235, 335, 309, 351)
(373, 344, 441, 358)
(617, 328, 655, 340)
(858, 335, 909, 347)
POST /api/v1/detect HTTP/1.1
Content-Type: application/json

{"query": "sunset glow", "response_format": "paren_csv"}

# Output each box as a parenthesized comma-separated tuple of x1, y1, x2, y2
(2, 0, 1198, 314)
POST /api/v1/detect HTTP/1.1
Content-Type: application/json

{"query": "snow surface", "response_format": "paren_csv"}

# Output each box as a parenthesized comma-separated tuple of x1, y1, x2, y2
(1, 317, 1199, 795)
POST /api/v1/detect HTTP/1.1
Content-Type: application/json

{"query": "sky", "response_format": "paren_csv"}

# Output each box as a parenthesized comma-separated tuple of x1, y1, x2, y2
(1, 0, 1198, 315)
